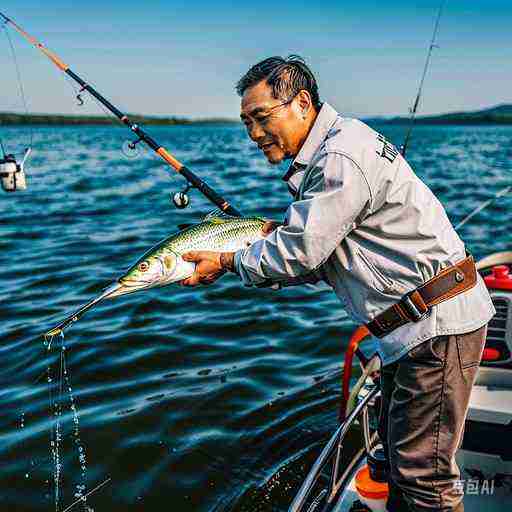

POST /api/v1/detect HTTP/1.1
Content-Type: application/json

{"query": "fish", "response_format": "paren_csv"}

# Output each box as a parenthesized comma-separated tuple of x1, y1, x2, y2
(44, 215, 268, 339)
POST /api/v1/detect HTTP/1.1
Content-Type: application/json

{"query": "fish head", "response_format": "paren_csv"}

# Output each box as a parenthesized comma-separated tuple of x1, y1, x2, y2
(116, 248, 179, 295)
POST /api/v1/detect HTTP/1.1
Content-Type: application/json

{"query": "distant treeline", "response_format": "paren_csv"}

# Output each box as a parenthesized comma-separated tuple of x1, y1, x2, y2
(369, 104, 512, 125)
(2, 104, 511, 126)
(0, 112, 238, 126)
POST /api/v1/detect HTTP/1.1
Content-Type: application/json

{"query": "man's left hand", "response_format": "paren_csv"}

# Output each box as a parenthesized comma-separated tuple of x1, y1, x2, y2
(180, 251, 234, 287)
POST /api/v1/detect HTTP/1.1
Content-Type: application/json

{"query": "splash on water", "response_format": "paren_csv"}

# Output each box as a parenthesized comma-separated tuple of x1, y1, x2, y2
(63, 351, 89, 507)
(45, 331, 91, 512)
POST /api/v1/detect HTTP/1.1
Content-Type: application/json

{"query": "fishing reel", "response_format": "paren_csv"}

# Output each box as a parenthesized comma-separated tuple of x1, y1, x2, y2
(172, 183, 193, 209)
(0, 148, 31, 192)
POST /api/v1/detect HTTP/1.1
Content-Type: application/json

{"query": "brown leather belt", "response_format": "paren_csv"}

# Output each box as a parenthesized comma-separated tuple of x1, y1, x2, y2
(367, 254, 477, 338)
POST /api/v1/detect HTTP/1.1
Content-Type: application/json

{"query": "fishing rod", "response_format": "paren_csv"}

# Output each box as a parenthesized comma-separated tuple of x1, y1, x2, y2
(399, 2, 512, 230)
(454, 185, 512, 231)
(0, 11, 241, 215)
(401, 0, 445, 157)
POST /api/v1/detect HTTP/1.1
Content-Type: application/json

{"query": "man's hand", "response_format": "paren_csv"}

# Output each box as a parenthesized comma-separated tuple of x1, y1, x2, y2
(262, 220, 282, 235)
(180, 251, 234, 287)
(180, 221, 280, 287)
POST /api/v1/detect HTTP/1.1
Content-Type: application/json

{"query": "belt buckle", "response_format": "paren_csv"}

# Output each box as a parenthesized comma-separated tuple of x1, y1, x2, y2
(401, 292, 428, 323)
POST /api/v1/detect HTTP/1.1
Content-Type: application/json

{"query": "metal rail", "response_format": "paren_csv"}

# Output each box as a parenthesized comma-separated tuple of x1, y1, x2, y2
(289, 384, 380, 512)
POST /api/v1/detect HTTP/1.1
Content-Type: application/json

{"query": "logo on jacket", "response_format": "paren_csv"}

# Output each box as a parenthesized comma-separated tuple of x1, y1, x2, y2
(376, 134, 399, 163)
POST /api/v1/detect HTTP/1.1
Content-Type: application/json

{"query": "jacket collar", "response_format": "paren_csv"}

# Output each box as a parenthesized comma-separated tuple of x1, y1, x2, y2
(282, 102, 339, 182)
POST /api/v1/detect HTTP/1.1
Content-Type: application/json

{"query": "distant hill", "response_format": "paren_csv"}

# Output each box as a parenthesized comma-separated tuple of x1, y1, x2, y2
(369, 104, 512, 125)
(0, 112, 237, 126)
(2, 104, 511, 126)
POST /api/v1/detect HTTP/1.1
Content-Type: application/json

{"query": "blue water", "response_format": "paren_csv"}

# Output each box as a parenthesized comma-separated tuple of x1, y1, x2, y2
(0, 123, 510, 511)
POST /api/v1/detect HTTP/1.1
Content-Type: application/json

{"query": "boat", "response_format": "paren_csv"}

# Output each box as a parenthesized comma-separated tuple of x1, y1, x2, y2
(289, 252, 512, 512)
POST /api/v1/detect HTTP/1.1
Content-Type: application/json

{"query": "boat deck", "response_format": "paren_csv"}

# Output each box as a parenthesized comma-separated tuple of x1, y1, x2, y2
(334, 448, 512, 512)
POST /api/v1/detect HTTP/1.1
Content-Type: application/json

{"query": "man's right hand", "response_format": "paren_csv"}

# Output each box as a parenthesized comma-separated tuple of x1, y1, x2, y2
(262, 220, 282, 236)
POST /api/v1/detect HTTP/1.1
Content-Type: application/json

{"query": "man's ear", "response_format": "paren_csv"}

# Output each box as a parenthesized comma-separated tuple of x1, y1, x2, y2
(296, 89, 313, 114)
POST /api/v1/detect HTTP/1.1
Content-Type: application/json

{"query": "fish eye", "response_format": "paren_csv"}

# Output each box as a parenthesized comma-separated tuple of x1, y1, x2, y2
(138, 261, 150, 272)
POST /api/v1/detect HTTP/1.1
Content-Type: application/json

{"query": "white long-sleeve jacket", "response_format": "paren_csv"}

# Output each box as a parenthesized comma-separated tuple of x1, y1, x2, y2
(234, 103, 495, 365)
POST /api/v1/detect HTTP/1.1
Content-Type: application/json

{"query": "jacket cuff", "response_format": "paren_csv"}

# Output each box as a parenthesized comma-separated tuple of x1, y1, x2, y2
(233, 250, 244, 278)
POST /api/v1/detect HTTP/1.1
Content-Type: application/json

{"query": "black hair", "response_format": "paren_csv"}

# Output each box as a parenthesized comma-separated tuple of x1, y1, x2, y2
(236, 55, 321, 111)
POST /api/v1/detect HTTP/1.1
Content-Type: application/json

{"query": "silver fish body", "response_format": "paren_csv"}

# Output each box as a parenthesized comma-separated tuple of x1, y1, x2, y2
(45, 216, 266, 337)
(117, 216, 266, 295)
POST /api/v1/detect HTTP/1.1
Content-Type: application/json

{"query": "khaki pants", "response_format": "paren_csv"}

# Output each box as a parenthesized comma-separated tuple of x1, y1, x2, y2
(378, 325, 488, 511)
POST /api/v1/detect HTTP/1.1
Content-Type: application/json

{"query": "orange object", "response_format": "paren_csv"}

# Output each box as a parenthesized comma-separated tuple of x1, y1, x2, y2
(157, 147, 183, 171)
(0, 10, 241, 216)
(5, 15, 69, 71)
(339, 324, 371, 422)
(355, 465, 389, 500)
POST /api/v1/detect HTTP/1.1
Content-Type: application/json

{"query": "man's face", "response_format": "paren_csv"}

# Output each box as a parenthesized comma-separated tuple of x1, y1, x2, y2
(240, 80, 307, 165)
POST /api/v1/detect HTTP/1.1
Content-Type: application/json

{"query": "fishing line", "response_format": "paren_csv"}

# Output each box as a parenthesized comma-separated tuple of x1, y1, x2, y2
(61, 73, 83, 108)
(62, 477, 111, 512)
(91, 97, 147, 159)
(0, 20, 8, 159)
(61, 72, 145, 160)
(0, 133, 6, 160)
(401, 0, 445, 156)
(397, 2, 511, 239)
(61, 72, 118, 125)
(2, 21, 33, 153)
(50, 334, 63, 511)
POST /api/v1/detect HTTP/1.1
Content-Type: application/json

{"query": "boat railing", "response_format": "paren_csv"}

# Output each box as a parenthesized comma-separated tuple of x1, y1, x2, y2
(289, 380, 380, 512)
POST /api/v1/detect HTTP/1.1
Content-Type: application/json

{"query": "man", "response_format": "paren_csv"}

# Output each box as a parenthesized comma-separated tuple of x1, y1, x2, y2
(181, 56, 495, 511)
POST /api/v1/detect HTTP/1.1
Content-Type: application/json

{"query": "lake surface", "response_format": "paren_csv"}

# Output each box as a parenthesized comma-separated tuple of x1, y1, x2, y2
(0, 122, 510, 511)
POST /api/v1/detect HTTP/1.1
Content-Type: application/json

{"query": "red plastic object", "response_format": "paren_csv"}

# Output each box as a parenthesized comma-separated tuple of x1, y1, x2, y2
(482, 347, 502, 361)
(339, 325, 371, 423)
(484, 265, 512, 291)
(355, 465, 389, 500)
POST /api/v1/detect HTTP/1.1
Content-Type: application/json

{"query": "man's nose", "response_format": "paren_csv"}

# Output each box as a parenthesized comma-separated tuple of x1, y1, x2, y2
(248, 121, 265, 142)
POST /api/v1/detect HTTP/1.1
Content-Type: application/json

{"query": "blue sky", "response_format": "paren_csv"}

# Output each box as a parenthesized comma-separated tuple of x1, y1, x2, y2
(1, 1, 510, 118)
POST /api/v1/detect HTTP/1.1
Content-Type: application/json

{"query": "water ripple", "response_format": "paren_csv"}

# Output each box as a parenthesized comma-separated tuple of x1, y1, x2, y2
(0, 123, 510, 511)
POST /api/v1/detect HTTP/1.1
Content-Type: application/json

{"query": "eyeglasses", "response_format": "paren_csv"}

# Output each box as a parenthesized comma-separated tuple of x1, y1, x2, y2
(265, 97, 295, 116)
(241, 97, 295, 129)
